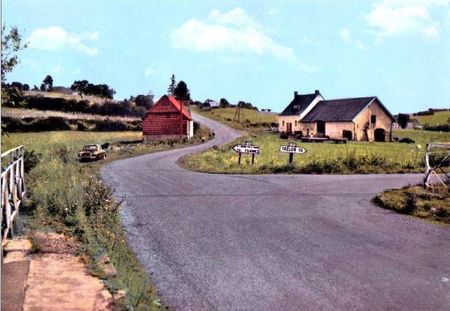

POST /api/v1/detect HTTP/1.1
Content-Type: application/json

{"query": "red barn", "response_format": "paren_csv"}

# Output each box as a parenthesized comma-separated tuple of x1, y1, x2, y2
(142, 95, 194, 142)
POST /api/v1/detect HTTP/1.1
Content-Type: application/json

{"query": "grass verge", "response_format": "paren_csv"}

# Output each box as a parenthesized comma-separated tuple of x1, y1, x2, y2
(181, 130, 450, 174)
(3, 128, 211, 310)
(373, 185, 449, 224)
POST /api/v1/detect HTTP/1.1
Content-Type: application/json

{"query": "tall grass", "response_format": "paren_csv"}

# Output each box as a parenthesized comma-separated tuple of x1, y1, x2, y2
(2, 128, 213, 310)
(3, 133, 161, 310)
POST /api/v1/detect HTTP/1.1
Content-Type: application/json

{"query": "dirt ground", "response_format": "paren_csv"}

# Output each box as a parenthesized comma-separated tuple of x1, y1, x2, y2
(3, 232, 116, 311)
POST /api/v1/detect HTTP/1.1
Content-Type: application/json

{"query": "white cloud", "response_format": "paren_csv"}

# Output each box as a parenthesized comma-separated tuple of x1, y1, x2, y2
(51, 64, 62, 74)
(28, 26, 99, 56)
(340, 28, 351, 43)
(73, 68, 81, 75)
(144, 67, 154, 77)
(170, 8, 298, 63)
(366, 0, 449, 40)
(356, 41, 366, 50)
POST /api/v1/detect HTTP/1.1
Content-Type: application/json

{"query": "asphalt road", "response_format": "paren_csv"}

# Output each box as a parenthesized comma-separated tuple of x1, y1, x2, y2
(101, 113, 450, 310)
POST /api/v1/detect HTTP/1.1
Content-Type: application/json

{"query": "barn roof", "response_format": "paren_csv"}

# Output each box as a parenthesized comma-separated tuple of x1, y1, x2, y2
(157, 95, 192, 120)
(279, 92, 320, 116)
(301, 97, 380, 122)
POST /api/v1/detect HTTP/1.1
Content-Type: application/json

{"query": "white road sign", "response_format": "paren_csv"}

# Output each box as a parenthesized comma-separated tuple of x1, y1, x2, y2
(280, 145, 306, 154)
(233, 144, 260, 154)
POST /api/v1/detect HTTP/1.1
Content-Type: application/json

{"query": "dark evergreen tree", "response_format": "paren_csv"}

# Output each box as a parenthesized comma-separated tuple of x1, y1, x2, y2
(43, 75, 53, 91)
(173, 80, 191, 101)
(167, 74, 176, 95)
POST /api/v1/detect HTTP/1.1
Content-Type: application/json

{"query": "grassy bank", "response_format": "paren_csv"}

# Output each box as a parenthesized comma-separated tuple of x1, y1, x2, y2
(2, 108, 142, 132)
(373, 185, 449, 224)
(416, 111, 450, 126)
(2, 130, 210, 310)
(193, 107, 277, 130)
(181, 130, 450, 174)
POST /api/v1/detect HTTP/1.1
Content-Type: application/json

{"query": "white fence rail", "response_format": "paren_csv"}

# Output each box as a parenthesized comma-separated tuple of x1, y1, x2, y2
(1, 145, 26, 244)
(423, 142, 450, 189)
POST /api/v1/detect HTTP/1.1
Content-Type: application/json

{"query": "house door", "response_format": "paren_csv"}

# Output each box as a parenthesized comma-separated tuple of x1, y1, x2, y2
(317, 121, 325, 136)
(287, 122, 292, 134)
(374, 128, 385, 142)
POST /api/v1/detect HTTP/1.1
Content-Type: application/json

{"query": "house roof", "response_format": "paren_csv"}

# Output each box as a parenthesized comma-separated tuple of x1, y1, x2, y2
(301, 97, 381, 122)
(163, 95, 192, 120)
(279, 92, 320, 116)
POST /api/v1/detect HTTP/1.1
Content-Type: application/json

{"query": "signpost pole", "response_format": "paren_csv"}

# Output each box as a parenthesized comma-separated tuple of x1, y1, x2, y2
(252, 153, 255, 165)
(289, 153, 294, 165)
(238, 152, 241, 164)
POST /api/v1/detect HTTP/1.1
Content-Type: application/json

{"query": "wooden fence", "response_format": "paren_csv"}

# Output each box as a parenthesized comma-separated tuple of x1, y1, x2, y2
(1, 145, 26, 244)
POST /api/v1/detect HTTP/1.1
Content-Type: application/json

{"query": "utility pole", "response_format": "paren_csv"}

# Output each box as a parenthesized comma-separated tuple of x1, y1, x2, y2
(233, 102, 241, 123)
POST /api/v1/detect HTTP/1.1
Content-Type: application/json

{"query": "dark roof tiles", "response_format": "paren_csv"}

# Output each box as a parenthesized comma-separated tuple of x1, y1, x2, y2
(279, 93, 320, 116)
(301, 97, 376, 122)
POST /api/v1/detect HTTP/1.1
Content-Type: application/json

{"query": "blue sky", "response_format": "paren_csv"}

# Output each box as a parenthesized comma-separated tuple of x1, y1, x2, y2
(3, 0, 450, 113)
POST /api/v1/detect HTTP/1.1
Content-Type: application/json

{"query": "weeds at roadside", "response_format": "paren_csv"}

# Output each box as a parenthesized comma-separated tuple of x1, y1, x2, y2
(373, 185, 450, 224)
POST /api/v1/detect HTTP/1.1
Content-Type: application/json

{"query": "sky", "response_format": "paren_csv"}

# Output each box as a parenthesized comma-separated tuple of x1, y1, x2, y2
(3, 0, 450, 114)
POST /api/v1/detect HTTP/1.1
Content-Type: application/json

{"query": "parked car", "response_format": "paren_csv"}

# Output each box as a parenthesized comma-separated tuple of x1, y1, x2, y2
(78, 144, 106, 162)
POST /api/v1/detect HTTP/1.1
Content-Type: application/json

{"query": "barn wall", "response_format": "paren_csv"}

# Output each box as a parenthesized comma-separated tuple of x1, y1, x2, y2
(297, 122, 316, 137)
(142, 96, 192, 141)
(353, 100, 392, 142)
(324, 122, 355, 139)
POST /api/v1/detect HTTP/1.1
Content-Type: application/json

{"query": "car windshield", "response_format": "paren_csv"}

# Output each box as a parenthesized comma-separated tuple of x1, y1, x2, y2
(82, 145, 98, 151)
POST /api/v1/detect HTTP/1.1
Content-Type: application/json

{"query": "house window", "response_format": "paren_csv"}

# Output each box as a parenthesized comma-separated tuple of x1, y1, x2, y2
(282, 121, 285, 126)
(295, 120, 298, 127)
(371, 115, 376, 124)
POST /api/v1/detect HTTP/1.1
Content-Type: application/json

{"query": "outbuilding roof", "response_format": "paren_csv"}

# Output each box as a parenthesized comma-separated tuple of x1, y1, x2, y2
(301, 97, 379, 122)
(279, 92, 320, 116)
(165, 95, 192, 120)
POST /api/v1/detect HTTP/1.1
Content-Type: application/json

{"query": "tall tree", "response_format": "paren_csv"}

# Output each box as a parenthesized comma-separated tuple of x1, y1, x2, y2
(71, 80, 89, 97)
(167, 74, 176, 95)
(1, 26, 28, 108)
(1, 26, 28, 83)
(397, 113, 410, 129)
(173, 80, 191, 101)
(219, 98, 231, 108)
(43, 75, 53, 91)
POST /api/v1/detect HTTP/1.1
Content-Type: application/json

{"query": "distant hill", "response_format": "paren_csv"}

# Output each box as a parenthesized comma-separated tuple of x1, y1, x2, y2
(414, 111, 450, 126)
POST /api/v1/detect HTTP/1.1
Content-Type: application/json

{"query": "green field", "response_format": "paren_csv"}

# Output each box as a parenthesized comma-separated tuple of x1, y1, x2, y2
(182, 130, 450, 174)
(415, 111, 450, 126)
(2, 131, 141, 154)
(193, 107, 277, 130)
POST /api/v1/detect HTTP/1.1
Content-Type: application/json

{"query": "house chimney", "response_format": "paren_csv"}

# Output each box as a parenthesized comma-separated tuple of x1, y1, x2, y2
(294, 91, 298, 97)
(315, 90, 320, 95)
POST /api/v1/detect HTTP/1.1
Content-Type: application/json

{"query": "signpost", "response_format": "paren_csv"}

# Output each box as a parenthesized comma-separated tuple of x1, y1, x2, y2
(279, 142, 306, 165)
(232, 141, 260, 164)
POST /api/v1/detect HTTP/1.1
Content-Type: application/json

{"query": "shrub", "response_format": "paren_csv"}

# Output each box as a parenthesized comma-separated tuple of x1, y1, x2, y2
(399, 137, 415, 144)
(23, 150, 42, 173)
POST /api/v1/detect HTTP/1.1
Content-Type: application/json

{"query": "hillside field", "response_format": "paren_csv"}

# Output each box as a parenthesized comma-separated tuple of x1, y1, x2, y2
(193, 107, 277, 130)
(415, 111, 450, 126)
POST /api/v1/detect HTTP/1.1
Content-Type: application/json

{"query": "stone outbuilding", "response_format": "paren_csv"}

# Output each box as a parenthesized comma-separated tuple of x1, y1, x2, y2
(278, 91, 394, 142)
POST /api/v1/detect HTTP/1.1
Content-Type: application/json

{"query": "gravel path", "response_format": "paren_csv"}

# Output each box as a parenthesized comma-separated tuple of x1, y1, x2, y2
(102, 113, 450, 310)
